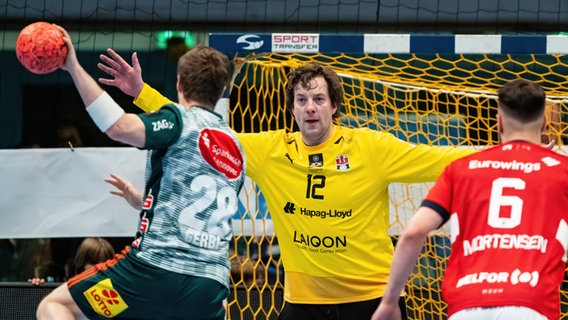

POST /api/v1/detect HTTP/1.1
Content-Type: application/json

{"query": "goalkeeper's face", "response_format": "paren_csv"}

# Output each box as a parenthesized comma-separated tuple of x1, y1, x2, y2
(292, 76, 338, 146)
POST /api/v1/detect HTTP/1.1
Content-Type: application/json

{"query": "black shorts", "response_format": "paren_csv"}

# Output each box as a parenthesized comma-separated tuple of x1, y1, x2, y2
(278, 296, 407, 320)
(68, 247, 228, 319)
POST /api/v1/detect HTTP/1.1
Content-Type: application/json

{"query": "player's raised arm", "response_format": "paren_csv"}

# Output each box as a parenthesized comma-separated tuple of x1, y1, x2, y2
(371, 206, 442, 320)
(57, 26, 146, 148)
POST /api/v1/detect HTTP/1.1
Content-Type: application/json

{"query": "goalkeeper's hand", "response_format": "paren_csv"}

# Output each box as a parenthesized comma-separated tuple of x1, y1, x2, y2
(98, 48, 144, 99)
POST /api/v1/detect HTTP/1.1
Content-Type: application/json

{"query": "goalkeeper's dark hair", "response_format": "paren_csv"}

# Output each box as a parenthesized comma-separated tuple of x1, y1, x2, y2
(285, 63, 344, 118)
(498, 78, 546, 123)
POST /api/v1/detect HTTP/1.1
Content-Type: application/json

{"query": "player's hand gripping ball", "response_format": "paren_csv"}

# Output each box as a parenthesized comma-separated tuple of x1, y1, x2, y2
(16, 22, 68, 74)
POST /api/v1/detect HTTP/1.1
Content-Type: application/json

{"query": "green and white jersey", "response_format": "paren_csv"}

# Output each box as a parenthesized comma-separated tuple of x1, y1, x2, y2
(133, 103, 245, 288)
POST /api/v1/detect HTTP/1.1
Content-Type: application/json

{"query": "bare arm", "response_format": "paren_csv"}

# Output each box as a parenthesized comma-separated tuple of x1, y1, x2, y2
(57, 26, 146, 148)
(58, 26, 103, 107)
(371, 207, 443, 320)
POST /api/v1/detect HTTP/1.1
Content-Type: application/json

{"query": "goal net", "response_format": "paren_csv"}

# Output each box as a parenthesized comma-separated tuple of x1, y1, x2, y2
(218, 33, 568, 320)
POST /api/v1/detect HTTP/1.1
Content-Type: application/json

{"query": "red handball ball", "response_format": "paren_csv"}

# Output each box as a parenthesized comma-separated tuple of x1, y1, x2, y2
(16, 22, 68, 74)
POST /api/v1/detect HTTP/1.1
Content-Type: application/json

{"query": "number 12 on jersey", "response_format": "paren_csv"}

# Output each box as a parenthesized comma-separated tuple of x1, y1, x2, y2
(306, 174, 326, 200)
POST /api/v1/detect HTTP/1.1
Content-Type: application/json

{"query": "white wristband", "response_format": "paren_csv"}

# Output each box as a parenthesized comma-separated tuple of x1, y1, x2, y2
(86, 92, 125, 132)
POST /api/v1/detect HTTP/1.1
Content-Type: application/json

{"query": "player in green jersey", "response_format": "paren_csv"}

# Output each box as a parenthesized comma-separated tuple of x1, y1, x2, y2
(36, 27, 245, 320)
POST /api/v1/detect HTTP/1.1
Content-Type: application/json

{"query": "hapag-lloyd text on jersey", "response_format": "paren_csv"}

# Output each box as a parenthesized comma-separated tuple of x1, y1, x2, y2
(300, 207, 352, 219)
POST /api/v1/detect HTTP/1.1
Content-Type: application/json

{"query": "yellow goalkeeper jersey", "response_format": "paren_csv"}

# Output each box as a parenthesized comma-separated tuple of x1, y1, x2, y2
(134, 84, 474, 304)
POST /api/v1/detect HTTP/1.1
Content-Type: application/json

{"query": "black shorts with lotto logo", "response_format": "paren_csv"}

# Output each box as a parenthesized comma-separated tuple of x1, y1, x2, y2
(68, 247, 228, 320)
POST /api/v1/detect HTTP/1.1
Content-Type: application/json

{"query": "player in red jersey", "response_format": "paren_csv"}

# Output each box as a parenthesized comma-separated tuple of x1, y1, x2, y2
(372, 78, 568, 320)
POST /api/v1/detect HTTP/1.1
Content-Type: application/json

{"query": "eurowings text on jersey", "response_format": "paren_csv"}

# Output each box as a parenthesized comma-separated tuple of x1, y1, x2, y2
(468, 159, 541, 174)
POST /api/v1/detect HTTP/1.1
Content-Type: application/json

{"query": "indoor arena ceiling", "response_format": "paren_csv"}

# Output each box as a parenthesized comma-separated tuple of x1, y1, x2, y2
(1, 0, 568, 33)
